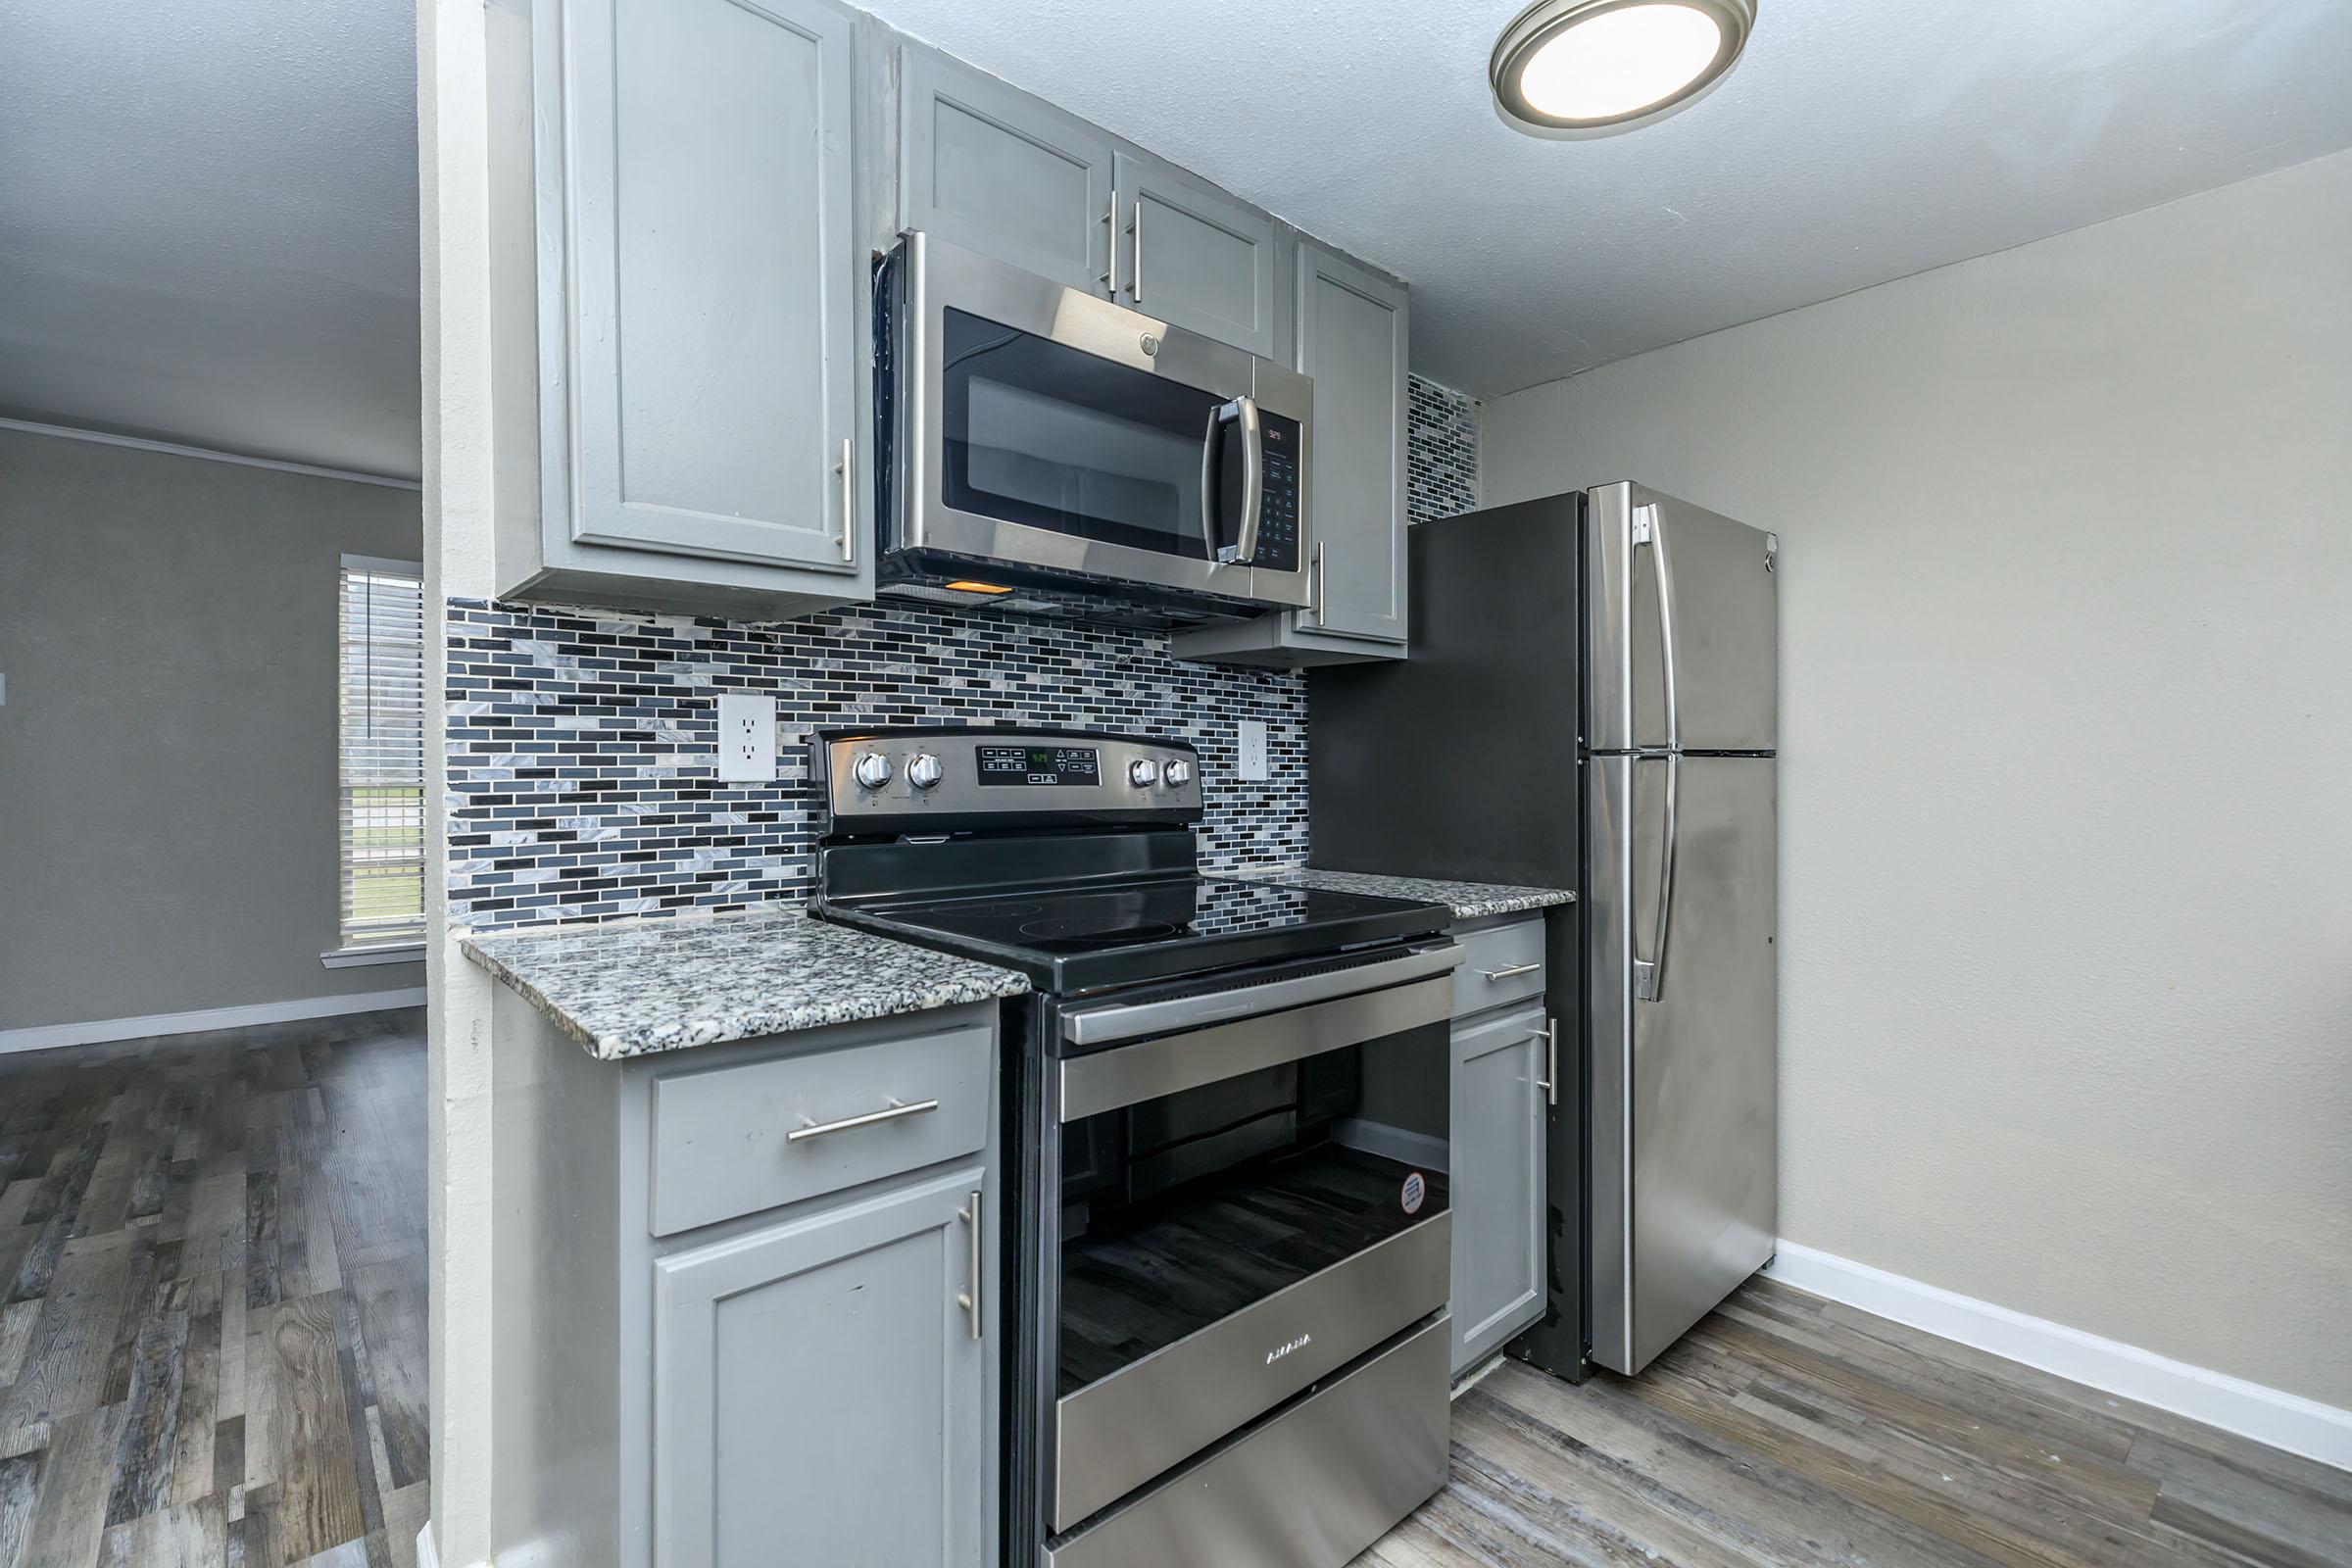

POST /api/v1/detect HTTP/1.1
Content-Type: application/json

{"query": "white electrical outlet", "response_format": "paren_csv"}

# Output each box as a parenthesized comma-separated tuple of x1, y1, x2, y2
(715, 692, 777, 781)
(1237, 719, 1270, 782)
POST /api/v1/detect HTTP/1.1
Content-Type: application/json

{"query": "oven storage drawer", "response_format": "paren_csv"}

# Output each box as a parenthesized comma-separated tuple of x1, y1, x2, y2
(1450, 914, 1546, 1017)
(1046, 1314, 1451, 1568)
(648, 1023, 993, 1236)
(1054, 1209, 1447, 1530)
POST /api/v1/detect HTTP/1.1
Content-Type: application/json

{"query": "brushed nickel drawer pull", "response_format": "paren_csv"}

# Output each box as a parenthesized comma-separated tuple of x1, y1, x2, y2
(1480, 961, 1542, 981)
(786, 1097, 939, 1143)
(957, 1190, 983, 1340)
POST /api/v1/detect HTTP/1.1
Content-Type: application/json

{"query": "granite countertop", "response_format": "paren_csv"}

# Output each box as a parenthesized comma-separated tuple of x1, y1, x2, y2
(460, 906, 1030, 1060)
(1228, 864, 1575, 921)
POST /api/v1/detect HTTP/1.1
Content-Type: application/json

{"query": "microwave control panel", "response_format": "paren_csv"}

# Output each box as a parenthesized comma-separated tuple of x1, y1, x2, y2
(1251, 414, 1301, 572)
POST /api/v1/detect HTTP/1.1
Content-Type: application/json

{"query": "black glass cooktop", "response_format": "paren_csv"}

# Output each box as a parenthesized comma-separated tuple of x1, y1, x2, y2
(831, 876, 1447, 993)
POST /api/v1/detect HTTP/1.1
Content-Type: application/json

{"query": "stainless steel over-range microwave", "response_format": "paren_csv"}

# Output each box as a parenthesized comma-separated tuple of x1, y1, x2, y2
(872, 232, 1312, 626)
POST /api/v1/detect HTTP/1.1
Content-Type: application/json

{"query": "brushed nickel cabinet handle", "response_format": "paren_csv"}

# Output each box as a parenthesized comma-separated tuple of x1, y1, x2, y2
(1126, 200, 1143, 303)
(1535, 1017, 1558, 1106)
(1480, 961, 1542, 981)
(837, 437, 855, 564)
(785, 1096, 937, 1143)
(1100, 186, 1119, 294)
(956, 1190, 984, 1340)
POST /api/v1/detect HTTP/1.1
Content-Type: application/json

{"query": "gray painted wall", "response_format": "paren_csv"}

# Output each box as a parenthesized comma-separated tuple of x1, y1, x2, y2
(1480, 149, 2352, 1407)
(0, 425, 425, 1031)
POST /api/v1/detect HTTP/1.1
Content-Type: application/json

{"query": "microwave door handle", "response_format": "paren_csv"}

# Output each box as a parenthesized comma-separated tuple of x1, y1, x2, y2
(1234, 395, 1263, 566)
(1206, 398, 1260, 565)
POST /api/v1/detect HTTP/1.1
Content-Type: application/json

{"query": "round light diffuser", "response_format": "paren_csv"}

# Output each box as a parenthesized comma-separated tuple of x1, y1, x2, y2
(1492, 0, 1755, 138)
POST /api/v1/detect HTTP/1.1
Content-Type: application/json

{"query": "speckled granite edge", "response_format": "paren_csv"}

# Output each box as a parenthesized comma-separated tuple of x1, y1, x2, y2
(1227, 864, 1575, 921)
(460, 906, 1028, 1060)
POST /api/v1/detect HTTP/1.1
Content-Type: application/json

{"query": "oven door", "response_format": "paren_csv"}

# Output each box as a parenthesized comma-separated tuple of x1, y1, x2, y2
(1046, 943, 1456, 1535)
(896, 232, 1312, 610)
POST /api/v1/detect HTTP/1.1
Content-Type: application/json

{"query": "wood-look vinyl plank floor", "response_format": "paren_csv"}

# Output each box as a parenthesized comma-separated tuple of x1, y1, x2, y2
(1365, 1277, 2352, 1568)
(5, 1010, 2341, 1568)
(0, 1008, 425, 1568)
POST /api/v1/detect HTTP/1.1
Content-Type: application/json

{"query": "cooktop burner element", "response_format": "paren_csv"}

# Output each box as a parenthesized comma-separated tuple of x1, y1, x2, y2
(1017, 916, 1182, 948)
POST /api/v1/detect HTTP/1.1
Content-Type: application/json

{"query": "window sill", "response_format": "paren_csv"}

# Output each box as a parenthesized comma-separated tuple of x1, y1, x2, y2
(321, 943, 426, 969)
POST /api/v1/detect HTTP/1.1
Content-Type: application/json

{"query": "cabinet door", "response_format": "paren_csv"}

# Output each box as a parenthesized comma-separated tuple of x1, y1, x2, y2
(1296, 243, 1409, 644)
(653, 1166, 991, 1567)
(1112, 151, 1279, 357)
(556, 0, 858, 570)
(899, 47, 1115, 295)
(1450, 1004, 1548, 1373)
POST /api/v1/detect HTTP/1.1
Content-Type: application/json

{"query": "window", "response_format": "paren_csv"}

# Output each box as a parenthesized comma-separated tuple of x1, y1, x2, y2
(335, 556, 426, 953)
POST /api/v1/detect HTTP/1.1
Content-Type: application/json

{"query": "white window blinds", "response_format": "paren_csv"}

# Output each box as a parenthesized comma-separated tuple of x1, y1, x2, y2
(337, 557, 427, 949)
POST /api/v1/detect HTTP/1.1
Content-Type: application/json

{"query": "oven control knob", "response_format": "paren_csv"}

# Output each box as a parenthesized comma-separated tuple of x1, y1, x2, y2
(1163, 759, 1194, 788)
(906, 753, 944, 791)
(1128, 759, 1160, 789)
(851, 751, 894, 791)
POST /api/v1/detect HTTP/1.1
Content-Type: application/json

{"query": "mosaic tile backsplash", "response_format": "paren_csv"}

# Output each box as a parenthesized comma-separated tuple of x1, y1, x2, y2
(445, 602, 1308, 930)
(1406, 375, 1479, 523)
(444, 373, 1477, 932)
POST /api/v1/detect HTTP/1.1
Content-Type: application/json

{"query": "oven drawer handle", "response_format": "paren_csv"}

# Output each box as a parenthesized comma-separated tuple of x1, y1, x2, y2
(1480, 960, 1542, 981)
(786, 1097, 939, 1143)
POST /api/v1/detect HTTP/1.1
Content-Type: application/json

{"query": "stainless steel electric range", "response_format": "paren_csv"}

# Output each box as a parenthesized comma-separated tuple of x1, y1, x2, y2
(810, 726, 1458, 1568)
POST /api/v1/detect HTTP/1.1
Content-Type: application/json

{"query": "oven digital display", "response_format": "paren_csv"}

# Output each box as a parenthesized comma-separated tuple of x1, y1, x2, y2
(977, 745, 1102, 787)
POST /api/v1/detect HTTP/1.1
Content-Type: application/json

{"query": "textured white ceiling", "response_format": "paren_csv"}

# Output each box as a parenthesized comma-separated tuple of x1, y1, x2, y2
(1, 0, 2346, 476)
(0, 0, 419, 479)
(869, 0, 2352, 397)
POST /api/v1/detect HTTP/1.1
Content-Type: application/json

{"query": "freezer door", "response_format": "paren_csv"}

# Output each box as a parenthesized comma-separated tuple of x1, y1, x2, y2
(1588, 753, 1777, 1375)
(1587, 483, 1779, 754)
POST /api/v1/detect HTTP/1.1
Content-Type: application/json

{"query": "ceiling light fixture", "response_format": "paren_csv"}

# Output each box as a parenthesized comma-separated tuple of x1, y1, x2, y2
(1491, 0, 1755, 138)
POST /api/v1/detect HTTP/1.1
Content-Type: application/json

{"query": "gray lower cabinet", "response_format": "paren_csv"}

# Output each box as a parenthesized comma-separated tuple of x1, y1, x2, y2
(653, 1166, 990, 1567)
(1449, 1002, 1548, 1373)
(1171, 239, 1410, 668)
(491, 0, 874, 617)
(1112, 150, 1282, 358)
(486, 991, 1000, 1567)
(1445, 914, 1552, 1375)
(897, 45, 1115, 296)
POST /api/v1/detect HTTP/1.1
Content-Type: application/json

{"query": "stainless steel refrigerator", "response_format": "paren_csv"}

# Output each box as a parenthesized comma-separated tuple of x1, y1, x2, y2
(1310, 481, 1778, 1379)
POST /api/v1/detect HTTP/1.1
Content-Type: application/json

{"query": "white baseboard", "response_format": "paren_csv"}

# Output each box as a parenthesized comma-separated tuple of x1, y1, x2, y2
(1764, 1240, 2352, 1472)
(0, 986, 427, 1057)
(415, 1524, 438, 1568)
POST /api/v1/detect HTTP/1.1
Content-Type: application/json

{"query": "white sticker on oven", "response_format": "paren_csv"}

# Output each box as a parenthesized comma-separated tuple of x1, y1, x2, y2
(1400, 1172, 1427, 1216)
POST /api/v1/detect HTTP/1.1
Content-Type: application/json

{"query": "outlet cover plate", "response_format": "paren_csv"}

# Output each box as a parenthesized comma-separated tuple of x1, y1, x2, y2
(1237, 719, 1270, 782)
(716, 692, 777, 781)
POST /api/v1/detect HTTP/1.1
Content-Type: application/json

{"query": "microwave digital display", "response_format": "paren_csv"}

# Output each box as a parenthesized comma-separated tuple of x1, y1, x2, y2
(977, 745, 1102, 787)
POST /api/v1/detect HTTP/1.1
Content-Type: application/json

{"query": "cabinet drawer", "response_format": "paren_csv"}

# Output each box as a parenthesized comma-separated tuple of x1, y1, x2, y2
(1450, 916, 1546, 1017)
(649, 1023, 993, 1236)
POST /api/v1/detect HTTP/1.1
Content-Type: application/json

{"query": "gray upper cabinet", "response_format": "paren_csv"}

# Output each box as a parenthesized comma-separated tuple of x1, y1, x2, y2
(495, 0, 871, 617)
(1112, 151, 1280, 358)
(653, 1164, 992, 1567)
(1296, 242, 1409, 644)
(1449, 1000, 1548, 1373)
(898, 47, 1114, 295)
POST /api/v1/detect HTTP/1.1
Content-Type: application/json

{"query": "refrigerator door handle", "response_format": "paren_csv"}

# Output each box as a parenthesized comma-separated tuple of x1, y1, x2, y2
(1634, 501, 1683, 751)
(1634, 751, 1679, 1002)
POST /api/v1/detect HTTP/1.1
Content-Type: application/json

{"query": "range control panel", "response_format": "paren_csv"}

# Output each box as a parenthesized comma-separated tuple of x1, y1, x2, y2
(815, 726, 1203, 832)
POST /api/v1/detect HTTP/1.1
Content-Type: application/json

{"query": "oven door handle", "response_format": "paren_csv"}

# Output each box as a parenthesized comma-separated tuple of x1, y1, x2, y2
(1060, 941, 1460, 1046)
(1058, 945, 1461, 1123)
